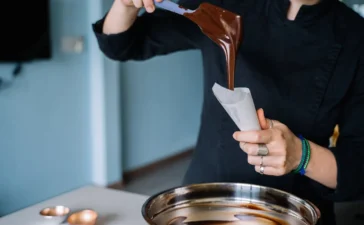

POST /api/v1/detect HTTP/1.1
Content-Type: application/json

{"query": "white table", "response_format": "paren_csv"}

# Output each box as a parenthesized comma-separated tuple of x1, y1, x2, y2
(0, 186, 149, 225)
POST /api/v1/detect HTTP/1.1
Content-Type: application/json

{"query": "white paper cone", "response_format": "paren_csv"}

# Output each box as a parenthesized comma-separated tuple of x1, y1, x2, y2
(212, 82, 261, 131)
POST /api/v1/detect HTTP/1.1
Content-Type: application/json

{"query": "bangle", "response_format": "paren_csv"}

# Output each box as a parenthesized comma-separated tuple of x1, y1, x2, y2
(293, 135, 311, 175)
(293, 135, 306, 174)
(300, 138, 311, 175)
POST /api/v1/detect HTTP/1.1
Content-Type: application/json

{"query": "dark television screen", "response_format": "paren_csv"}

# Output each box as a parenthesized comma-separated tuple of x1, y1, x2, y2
(0, 1, 52, 62)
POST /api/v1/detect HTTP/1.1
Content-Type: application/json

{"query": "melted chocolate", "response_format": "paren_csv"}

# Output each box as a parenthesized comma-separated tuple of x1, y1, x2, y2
(167, 213, 286, 225)
(164, 204, 289, 225)
(183, 3, 242, 90)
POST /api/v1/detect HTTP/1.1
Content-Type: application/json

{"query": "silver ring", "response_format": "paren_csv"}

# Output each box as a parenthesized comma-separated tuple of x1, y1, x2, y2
(257, 144, 269, 156)
(260, 156, 264, 166)
(269, 119, 274, 129)
(259, 165, 265, 175)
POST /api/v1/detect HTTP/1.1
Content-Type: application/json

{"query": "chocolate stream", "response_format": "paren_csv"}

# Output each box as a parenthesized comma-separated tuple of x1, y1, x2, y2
(182, 3, 242, 90)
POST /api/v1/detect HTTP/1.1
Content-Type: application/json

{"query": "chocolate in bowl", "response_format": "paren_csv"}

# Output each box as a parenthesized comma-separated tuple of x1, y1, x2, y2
(141, 183, 320, 225)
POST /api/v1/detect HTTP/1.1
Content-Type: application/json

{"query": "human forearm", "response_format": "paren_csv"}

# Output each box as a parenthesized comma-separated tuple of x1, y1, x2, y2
(305, 141, 337, 189)
(103, 0, 140, 34)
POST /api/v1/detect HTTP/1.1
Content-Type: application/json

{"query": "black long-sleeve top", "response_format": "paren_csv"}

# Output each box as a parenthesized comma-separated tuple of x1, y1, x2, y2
(92, 0, 364, 224)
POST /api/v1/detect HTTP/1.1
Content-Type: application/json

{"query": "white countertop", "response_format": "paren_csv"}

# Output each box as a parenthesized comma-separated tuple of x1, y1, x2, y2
(0, 185, 149, 225)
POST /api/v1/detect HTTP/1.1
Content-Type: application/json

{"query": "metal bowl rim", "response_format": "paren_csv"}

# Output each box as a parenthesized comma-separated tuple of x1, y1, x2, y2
(141, 182, 320, 225)
(39, 205, 70, 217)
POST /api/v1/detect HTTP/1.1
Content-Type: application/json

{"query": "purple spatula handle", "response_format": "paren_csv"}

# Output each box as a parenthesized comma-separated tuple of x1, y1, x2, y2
(153, 0, 194, 15)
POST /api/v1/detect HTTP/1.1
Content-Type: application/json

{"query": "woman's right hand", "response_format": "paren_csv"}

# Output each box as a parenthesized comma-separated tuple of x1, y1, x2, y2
(103, 0, 162, 34)
(120, 0, 163, 13)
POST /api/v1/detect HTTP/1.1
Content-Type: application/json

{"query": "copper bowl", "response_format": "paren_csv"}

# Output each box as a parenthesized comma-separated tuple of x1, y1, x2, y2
(67, 209, 98, 225)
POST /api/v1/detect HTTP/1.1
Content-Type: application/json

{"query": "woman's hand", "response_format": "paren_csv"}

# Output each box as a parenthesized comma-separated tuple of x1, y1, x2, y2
(103, 0, 162, 35)
(121, 0, 162, 13)
(232, 108, 303, 176)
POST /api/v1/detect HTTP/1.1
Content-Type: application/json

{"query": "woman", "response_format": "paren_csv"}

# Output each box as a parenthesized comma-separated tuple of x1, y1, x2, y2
(92, 0, 364, 224)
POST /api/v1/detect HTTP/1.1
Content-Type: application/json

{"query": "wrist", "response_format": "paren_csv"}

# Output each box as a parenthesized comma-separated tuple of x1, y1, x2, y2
(293, 136, 303, 169)
(103, 0, 140, 34)
(112, 0, 140, 15)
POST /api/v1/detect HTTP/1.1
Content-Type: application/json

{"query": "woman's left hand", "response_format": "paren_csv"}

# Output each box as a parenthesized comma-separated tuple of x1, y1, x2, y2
(233, 108, 303, 176)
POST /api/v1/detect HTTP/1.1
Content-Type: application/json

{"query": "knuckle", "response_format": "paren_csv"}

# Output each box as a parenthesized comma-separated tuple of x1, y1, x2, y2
(123, 0, 132, 5)
(239, 142, 245, 150)
(280, 147, 287, 156)
(247, 156, 254, 165)
(277, 130, 284, 139)
(250, 146, 258, 155)
(282, 141, 287, 149)
(255, 133, 262, 142)
(134, 0, 143, 7)
(280, 158, 287, 167)
(144, 0, 153, 6)
(276, 168, 285, 176)
(246, 145, 254, 155)
(268, 130, 274, 142)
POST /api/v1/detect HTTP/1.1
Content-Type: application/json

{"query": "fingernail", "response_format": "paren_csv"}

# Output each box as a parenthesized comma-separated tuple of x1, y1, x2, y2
(147, 5, 154, 12)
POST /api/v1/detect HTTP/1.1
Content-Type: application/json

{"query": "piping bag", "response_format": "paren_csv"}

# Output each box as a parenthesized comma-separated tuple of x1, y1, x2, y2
(212, 83, 260, 131)
(154, 1, 258, 131)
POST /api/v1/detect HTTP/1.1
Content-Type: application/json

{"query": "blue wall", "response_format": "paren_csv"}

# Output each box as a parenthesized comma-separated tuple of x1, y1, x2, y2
(121, 50, 203, 171)
(0, 0, 204, 216)
(101, 0, 123, 189)
(0, 0, 92, 215)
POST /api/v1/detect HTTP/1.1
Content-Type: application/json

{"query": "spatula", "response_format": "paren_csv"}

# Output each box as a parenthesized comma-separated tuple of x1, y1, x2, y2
(153, 0, 242, 91)
(153, 0, 194, 15)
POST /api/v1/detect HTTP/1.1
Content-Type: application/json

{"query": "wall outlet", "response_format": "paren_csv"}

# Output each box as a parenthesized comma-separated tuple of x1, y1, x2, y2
(61, 36, 84, 53)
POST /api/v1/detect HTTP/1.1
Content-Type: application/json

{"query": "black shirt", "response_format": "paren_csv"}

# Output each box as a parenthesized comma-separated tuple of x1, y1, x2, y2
(92, 0, 364, 224)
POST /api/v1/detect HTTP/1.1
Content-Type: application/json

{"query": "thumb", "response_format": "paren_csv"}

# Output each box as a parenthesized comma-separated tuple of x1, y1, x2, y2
(257, 108, 270, 130)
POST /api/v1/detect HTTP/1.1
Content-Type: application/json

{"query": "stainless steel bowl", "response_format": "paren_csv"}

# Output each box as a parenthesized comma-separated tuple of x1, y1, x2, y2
(142, 183, 321, 225)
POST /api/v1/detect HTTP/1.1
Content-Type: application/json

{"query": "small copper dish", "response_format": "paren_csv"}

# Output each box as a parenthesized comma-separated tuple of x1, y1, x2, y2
(67, 209, 98, 225)
(39, 205, 70, 224)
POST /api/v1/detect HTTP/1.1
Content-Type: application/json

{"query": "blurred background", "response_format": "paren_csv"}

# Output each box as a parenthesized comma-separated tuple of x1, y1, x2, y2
(0, 0, 363, 224)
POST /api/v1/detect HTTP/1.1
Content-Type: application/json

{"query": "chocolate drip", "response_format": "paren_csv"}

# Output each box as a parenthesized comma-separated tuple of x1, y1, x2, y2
(183, 3, 242, 90)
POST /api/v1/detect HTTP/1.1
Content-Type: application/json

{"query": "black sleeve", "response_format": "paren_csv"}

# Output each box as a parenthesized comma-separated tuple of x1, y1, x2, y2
(320, 45, 364, 202)
(92, 0, 203, 61)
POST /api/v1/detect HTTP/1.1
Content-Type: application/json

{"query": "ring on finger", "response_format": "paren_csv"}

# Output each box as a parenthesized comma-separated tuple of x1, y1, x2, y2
(259, 165, 265, 175)
(257, 144, 269, 156)
(260, 156, 264, 166)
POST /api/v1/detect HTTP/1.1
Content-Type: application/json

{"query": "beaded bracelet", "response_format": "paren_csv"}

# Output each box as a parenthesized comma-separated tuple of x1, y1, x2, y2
(293, 135, 311, 175)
